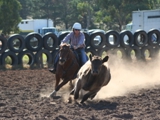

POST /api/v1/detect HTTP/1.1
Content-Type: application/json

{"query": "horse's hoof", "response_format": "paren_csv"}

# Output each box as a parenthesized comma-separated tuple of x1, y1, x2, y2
(49, 93, 54, 98)
(67, 98, 72, 103)
(80, 101, 84, 104)
(68, 96, 73, 103)
(49, 91, 56, 98)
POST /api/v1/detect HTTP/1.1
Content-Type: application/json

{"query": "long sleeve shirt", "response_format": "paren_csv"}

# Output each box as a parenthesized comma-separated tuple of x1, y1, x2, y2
(61, 31, 85, 48)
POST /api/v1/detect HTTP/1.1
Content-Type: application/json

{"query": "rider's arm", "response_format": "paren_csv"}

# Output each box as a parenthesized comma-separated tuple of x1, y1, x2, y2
(61, 32, 72, 44)
(77, 32, 85, 48)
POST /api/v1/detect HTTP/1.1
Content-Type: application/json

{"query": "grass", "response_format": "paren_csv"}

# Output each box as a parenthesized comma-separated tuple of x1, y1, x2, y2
(3, 53, 48, 69)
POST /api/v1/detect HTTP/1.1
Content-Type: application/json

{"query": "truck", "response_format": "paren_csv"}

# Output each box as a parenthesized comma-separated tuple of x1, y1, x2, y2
(126, 9, 160, 33)
(18, 19, 59, 37)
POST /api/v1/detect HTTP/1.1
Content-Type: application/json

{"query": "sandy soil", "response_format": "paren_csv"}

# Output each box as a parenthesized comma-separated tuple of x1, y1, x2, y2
(0, 57, 160, 120)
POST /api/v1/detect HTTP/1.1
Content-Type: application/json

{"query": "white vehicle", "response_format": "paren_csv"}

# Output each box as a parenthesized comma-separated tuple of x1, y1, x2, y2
(126, 9, 160, 33)
(18, 19, 59, 36)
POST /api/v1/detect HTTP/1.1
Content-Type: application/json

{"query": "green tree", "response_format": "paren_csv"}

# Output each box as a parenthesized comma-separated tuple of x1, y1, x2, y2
(0, 0, 21, 35)
(77, 1, 93, 29)
(31, 0, 98, 30)
(19, 0, 96, 30)
(30, 0, 77, 29)
(18, 0, 34, 19)
(95, 0, 160, 31)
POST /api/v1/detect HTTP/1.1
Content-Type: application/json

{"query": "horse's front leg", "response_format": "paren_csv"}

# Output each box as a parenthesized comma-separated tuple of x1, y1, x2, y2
(68, 78, 81, 103)
(74, 78, 81, 100)
(54, 78, 70, 93)
(81, 89, 100, 103)
(69, 80, 73, 86)
(49, 74, 61, 98)
(67, 87, 75, 103)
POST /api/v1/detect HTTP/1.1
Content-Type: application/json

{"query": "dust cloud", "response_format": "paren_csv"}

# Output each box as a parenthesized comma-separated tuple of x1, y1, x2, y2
(96, 55, 160, 99)
(42, 54, 160, 102)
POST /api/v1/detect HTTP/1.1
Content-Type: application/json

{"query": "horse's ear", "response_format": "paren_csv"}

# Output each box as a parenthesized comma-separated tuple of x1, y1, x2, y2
(89, 54, 92, 61)
(102, 56, 109, 63)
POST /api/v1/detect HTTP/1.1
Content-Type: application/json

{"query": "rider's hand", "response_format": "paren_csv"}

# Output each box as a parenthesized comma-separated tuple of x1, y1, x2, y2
(73, 46, 78, 50)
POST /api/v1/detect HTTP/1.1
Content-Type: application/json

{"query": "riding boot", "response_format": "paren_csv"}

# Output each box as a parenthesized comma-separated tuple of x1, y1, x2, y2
(49, 62, 57, 73)
(49, 52, 59, 74)
(49, 67, 56, 74)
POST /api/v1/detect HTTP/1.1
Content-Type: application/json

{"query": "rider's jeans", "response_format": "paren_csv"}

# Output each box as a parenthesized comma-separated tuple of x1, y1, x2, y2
(76, 48, 88, 66)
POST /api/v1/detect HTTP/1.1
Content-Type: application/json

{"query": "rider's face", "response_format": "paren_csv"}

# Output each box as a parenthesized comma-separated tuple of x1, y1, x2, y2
(74, 29, 80, 35)
(74, 29, 80, 31)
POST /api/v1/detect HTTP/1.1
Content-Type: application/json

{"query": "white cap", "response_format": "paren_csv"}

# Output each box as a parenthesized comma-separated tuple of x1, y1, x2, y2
(72, 22, 82, 30)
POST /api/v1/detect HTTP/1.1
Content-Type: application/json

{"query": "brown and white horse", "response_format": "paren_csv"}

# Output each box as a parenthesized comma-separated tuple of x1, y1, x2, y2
(69, 54, 111, 103)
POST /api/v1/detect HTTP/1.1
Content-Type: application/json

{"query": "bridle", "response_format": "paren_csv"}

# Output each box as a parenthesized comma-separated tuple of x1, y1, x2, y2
(59, 47, 78, 78)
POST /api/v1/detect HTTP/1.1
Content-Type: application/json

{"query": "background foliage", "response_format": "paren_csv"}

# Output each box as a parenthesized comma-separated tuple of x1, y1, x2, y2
(0, 0, 160, 35)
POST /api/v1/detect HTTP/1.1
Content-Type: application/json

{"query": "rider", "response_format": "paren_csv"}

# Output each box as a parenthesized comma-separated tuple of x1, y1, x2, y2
(49, 22, 88, 73)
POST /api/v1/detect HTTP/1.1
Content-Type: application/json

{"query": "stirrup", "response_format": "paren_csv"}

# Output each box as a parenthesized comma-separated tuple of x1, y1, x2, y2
(49, 68, 56, 74)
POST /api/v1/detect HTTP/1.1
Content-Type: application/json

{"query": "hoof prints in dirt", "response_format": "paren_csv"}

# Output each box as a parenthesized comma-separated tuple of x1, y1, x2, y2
(0, 69, 160, 119)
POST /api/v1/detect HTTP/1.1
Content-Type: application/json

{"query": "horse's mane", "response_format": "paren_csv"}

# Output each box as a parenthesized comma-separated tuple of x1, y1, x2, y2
(60, 43, 75, 58)
(60, 43, 70, 47)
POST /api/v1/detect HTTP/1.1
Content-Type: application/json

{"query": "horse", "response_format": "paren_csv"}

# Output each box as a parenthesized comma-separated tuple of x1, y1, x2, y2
(49, 43, 80, 97)
(69, 54, 111, 103)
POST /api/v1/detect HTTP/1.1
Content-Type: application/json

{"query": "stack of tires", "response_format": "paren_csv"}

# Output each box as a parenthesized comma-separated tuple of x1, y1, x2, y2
(0, 32, 58, 68)
(86, 29, 160, 62)
(0, 28, 159, 69)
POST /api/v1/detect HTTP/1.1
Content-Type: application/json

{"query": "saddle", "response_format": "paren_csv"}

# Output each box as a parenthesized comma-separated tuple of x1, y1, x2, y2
(72, 48, 88, 67)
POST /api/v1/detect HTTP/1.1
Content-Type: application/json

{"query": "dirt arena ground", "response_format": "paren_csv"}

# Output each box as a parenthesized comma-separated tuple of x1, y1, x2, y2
(0, 57, 160, 120)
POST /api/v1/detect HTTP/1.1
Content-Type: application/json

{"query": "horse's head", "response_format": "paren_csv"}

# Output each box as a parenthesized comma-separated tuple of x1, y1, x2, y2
(89, 54, 109, 76)
(59, 43, 71, 65)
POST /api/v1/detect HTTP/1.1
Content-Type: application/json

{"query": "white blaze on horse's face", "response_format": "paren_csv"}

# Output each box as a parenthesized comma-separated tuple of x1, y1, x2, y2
(59, 45, 70, 65)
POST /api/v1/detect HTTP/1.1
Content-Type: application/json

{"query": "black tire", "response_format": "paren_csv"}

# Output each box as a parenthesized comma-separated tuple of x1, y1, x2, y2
(85, 48, 98, 56)
(147, 29, 160, 46)
(18, 50, 35, 67)
(141, 46, 154, 61)
(58, 31, 70, 45)
(152, 45, 160, 58)
(116, 47, 127, 59)
(90, 32, 106, 49)
(25, 32, 43, 52)
(120, 30, 134, 48)
(106, 47, 126, 59)
(98, 47, 110, 57)
(126, 46, 141, 60)
(7, 34, 25, 53)
(134, 30, 148, 47)
(1, 51, 18, 66)
(51, 49, 59, 64)
(83, 32, 90, 48)
(0, 36, 7, 54)
(0, 55, 1, 65)
(43, 32, 58, 51)
(105, 30, 120, 48)
(35, 49, 52, 65)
